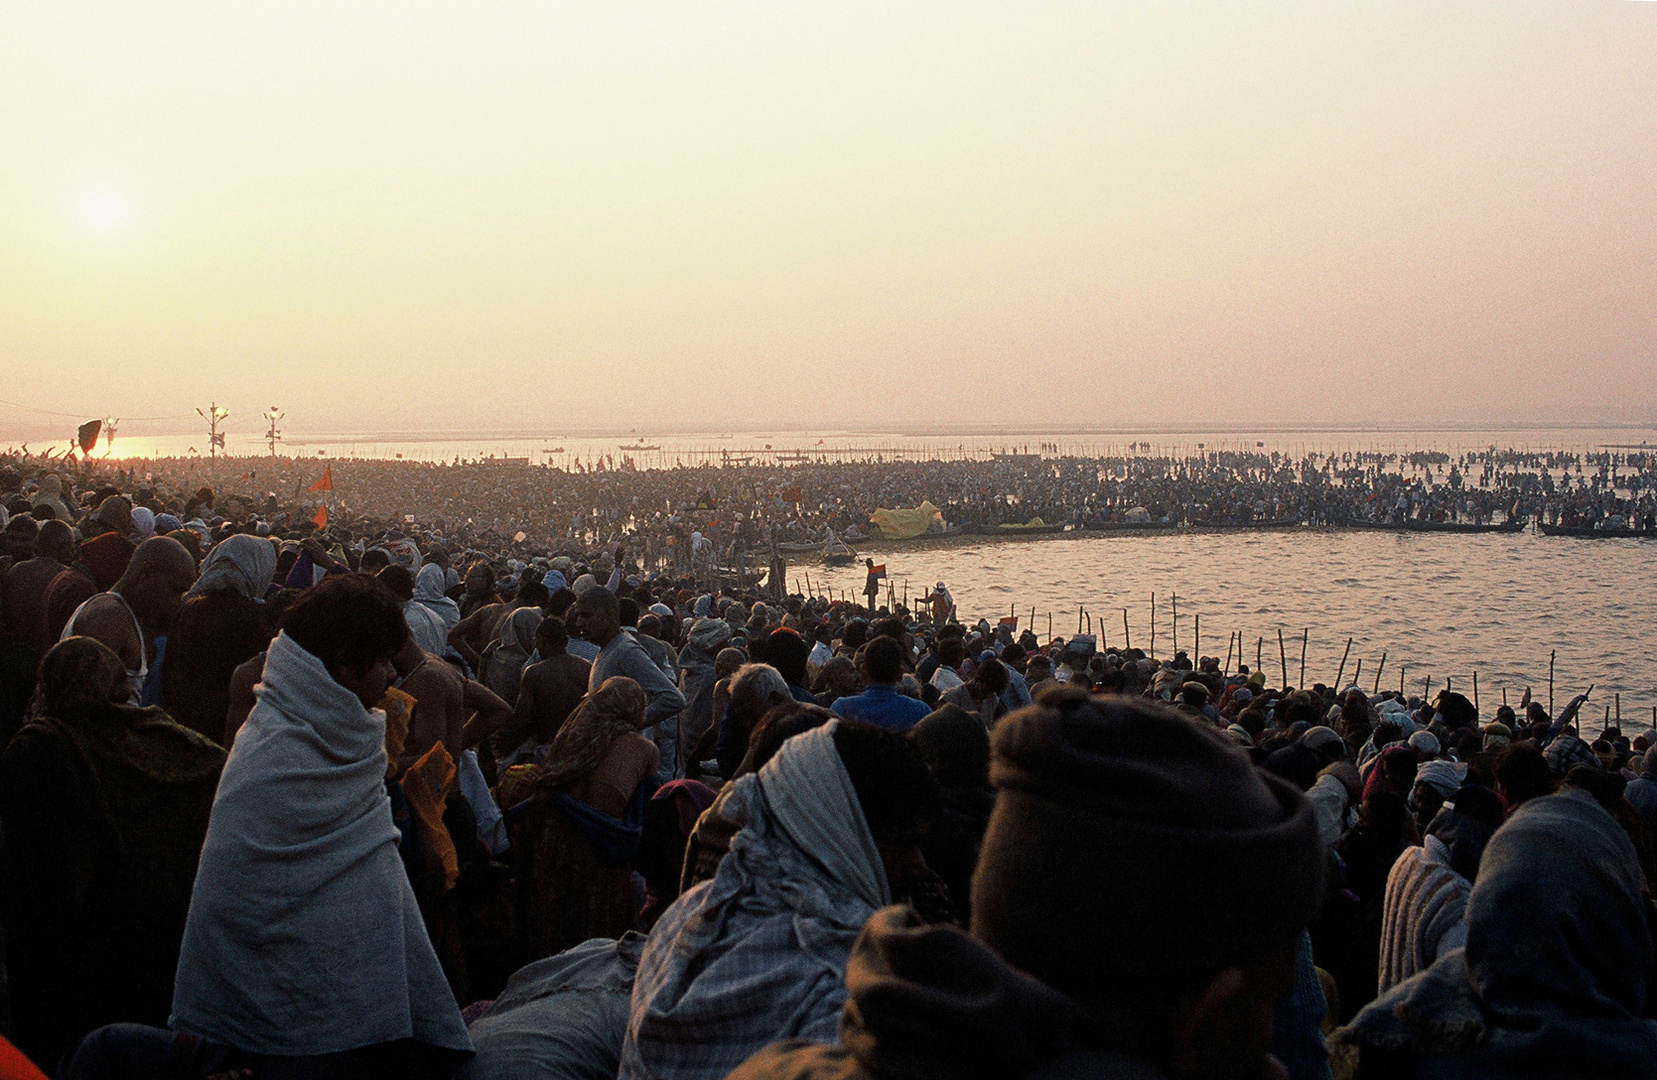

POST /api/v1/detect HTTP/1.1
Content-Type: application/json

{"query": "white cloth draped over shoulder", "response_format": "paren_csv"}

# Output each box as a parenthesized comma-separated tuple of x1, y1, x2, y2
(619, 719, 888, 1080)
(170, 630, 471, 1057)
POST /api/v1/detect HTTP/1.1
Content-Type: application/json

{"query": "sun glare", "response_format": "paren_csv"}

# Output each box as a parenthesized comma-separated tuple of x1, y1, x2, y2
(78, 190, 129, 233)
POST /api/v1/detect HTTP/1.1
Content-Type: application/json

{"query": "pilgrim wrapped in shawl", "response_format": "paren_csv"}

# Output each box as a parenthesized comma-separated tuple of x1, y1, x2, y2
(161, 535, 277, 740)
(170, 627, 471, 1062)
(1337, 790, 1657, 1077)
(0, 637, 225, 1070)
(619, 719, 897, 1080)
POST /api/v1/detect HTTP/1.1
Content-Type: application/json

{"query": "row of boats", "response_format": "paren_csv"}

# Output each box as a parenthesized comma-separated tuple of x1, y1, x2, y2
(806, 516, 1651, 545)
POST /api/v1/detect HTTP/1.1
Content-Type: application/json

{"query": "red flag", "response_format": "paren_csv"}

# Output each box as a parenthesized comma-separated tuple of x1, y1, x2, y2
(312, 504, 328, 529)
(309, 466, 334, 492)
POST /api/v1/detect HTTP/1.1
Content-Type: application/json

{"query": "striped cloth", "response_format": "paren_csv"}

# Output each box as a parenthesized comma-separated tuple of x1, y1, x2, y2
(620, 722, 884, 1080)
(1376, 836, 1470, 995)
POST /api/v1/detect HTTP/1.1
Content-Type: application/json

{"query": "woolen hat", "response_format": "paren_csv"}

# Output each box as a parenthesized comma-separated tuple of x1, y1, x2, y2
(970, 687, 1322, 1001)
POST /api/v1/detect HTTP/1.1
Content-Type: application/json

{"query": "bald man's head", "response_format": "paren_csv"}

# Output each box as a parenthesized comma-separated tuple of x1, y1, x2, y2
(117, 536, 198, 630)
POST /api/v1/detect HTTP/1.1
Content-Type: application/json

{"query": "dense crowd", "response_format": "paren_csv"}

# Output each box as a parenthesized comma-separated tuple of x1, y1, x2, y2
(15, 444, 1650, 580)
(0, 455, 1652, 1080)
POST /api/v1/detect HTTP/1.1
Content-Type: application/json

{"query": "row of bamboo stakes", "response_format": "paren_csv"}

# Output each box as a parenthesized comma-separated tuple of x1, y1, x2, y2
(783, 575, 1641, 725)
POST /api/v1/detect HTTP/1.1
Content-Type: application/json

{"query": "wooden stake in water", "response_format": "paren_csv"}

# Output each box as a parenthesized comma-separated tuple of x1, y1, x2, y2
(1334, 637, 1353, 689)
(1400, 664, 1406, 695)
(1549, 650, 1556, 715)
(1353, 658, 1363, 688)
(1123, 609, 1131, 651)
(1194, 614, 1200, 663)
(1278, 630, 1288, 689)
(1150, 593, 1156, 659)
(1172, 593, 1178, 654)
(1300, 628, 1308, 689)
(1257, 636, 1264, 672)
(1223, 631, 1235, 673)
(1473, 671, 1480, 714)
(1374, 651, 1386, 695)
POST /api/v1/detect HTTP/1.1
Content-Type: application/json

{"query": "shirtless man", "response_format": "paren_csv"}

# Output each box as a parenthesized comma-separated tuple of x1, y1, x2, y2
(58, 536, 196, 704)
(391, 637, 513, 774)
(447, 580, 547, 671)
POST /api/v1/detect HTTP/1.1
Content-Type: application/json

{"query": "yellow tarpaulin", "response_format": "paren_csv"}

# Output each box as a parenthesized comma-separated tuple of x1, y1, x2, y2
(869, 500, 944, 539)
(997, 517, 1047, 529)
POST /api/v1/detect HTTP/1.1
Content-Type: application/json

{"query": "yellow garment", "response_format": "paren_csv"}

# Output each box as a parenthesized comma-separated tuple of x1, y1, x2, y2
(868, 500, 943, 540)
(402, 742, 460, 894)
(378, 687, 415, 778)
(997, 517, 1047, 529)
(497, 763, 543, 812)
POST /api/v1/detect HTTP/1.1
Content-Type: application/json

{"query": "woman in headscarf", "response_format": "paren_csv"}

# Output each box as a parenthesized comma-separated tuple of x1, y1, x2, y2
(511, 677, 659, 963)
(413, 562, 462, 630)
(481, 605, 542, 707)
(0, 637, 226, 1070)
(1337, 789, 1657, 1078)
(160, 535, 278, 741)
(621, 720, 942, 1080)
(677, 615, 733, 776)
(29, 473, 74, 525)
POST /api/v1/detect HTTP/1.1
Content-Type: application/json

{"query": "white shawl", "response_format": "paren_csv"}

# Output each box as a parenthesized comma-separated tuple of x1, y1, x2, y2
(171, 631, 470, 1056)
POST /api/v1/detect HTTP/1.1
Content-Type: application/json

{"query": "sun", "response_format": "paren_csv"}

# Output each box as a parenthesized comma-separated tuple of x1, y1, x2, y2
(78, 190, 130, 233)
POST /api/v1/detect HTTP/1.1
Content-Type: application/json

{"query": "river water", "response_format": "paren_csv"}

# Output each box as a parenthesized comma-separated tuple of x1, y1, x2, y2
(805, 528, 1657, 722)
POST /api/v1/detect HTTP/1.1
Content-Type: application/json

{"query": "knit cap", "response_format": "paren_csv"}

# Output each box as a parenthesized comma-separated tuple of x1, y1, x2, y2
(971, 687, 1322, 1001)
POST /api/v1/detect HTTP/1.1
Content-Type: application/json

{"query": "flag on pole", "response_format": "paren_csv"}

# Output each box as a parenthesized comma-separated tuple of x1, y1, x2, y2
(309, 466, 334, 492)
(312, 504, 328, 529)
(77, 420, 102, 455)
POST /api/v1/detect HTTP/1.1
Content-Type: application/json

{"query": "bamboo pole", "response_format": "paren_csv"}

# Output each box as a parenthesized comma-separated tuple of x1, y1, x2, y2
(1194, 614, 1200, 664)
(1334, 637, 1353, 689)
(1300, 628, 1308, 689)
(1047, 611, 1053, 640)
(1278, 629, 1288, 689)
(1549, 650, 1556, 715)
(1223, 631, 1235, 673)
(1353, 658, 1362, 688)
(1123, 609, 1131, 650)
(1473, 671, 1480, 714)
(1172, 593, 1178, 654)
(1257, 636, 1263, 672)
(1150, 593, 1156, 659)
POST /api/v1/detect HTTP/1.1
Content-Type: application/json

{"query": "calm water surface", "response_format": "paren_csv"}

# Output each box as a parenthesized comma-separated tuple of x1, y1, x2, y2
(808, 530, 1657, 719)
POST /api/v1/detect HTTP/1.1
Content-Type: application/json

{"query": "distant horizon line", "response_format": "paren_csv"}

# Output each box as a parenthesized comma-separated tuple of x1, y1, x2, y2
(20, 419, 1653, 447)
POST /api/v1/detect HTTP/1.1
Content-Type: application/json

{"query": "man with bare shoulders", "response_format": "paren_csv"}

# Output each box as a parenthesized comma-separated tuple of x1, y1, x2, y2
(448, 580, 547, 671)
(59, 536, 196, 705)
(391, 636, 512, 774)
(490, 615, 590, 761)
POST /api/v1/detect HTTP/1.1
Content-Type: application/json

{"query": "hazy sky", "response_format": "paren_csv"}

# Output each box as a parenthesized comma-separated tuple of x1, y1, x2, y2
(2, 1, 1653, 440)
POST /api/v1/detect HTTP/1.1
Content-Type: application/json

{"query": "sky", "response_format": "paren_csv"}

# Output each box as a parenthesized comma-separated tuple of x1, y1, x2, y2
(1, 1, 1653, 442)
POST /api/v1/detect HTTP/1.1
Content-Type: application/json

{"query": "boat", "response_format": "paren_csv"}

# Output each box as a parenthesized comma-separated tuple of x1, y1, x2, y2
(1344, 518, 1527, 534)
(1538, 523, 1656, 539)
(821, 551, 857, 566)
(1076, 520, 1180, 533)
(621, 442, 663, 451)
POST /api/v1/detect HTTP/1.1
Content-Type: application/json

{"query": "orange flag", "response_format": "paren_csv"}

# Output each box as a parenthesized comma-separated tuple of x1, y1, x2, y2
(309, 465, 334, 492)
(312, 503, 328, 529)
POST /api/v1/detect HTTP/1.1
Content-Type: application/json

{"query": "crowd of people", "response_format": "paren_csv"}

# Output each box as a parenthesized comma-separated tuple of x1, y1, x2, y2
(0, 454, 1653, 1079)
(12, 443, 1649, 583)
